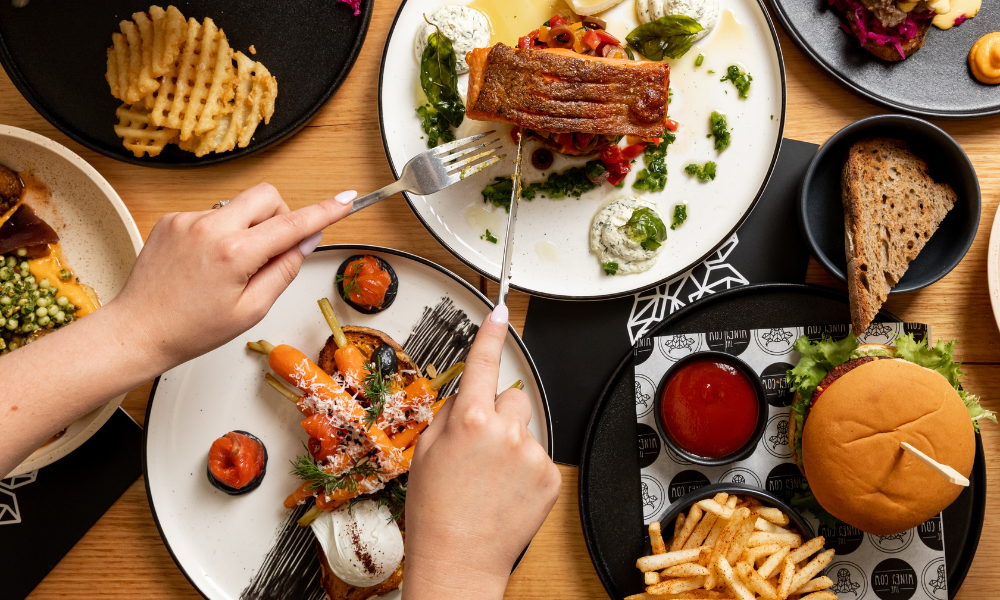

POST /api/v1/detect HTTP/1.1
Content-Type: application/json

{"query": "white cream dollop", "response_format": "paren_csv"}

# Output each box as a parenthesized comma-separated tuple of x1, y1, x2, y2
(590, 196, 666, 275)
(635, 0, 719, 41)
(414, 5, 491, 74)
(310, 499, 404, 587)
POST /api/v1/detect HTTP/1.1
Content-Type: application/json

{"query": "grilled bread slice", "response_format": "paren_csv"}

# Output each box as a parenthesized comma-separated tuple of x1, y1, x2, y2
(842, 138, 956, 335)
(318, 326, 421, 394)
(845, 15, 931, 61)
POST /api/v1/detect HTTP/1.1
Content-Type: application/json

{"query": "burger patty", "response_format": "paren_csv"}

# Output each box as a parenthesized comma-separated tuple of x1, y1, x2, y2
(811, 356, 890, 405)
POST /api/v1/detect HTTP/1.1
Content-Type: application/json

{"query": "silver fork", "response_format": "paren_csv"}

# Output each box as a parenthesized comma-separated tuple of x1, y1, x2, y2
(348, 131, 504, 215)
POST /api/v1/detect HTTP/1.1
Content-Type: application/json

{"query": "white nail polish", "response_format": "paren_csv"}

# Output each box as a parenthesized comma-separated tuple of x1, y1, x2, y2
(298, 232, 323, 256)
(490, 304, 508, 324)
(334, 190, 358, 205)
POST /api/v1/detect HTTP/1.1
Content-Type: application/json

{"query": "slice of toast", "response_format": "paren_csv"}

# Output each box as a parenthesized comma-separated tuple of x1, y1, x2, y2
(318, 326, 421, 395)
(844, 12, 930, 61)
(842, 138, 956, 335)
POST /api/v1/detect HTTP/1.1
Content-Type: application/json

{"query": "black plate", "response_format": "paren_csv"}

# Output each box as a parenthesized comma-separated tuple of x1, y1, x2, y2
(768, 0, 1000, 118)
(578, 283, 985, 599)
(0, 0, 372, 168)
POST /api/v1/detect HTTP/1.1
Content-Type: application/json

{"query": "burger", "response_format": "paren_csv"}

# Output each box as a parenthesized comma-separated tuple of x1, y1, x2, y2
(830, 0, 949, 61)
(786, 333, 994, 535)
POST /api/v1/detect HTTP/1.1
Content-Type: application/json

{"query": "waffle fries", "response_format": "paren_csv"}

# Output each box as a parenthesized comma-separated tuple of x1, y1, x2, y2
(631, 493, 838, 600)
(105, 5, 277, 158)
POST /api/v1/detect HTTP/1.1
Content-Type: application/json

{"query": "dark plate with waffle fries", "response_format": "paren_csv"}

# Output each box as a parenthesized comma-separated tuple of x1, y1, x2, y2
(0, 0, 372, 168)
(798, 114, 980, 334)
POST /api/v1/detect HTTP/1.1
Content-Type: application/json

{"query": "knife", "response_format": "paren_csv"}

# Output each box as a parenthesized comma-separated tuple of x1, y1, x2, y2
(497, 132, 525, 310)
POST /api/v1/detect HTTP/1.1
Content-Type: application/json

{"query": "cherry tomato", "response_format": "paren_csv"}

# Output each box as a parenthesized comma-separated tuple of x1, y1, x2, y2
(601, 145, 625, 164)
(607, 171, 627, 186)
(583, 29, 601, 50)
(576, 132, 595, 148)
(595, 30, 621, 45)
(518, 31, 538, 49)
(609, 160, 631, 176)
(549, 14, 568, 27)
(622, 142, 647, 160)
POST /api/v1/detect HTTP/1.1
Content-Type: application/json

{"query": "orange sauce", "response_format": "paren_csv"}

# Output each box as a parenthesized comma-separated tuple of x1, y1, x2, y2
(27, 243, 100, 318)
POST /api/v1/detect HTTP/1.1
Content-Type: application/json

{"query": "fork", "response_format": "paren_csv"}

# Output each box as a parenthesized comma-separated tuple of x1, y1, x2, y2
(348, 131, 504, 215)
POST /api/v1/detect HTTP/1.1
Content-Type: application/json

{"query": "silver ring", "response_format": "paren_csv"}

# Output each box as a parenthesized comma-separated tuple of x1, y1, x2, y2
(212, 200, 230, 210)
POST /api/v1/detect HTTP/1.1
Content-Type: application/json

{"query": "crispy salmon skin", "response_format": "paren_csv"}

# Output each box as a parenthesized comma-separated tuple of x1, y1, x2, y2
(465, 44, 670, 138)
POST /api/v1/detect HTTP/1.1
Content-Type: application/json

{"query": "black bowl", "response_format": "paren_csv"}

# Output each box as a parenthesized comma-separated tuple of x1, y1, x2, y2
(799, 114, 980, 293)
(653, 351, 768, 467)
(655, 483, 815, 540)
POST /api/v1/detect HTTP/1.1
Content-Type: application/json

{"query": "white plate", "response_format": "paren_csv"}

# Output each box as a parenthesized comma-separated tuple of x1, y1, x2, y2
(1, 125, 142, 478)
(988, 206, 1000, 332)
(144, 246, 551, 600)
(379, 0, 785, 299)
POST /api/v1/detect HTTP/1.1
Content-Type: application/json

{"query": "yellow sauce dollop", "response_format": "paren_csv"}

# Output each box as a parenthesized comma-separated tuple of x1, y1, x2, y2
(27, 243, 99, 317)
(933, 0, 979, 29)
(970, 32, 1000, 84)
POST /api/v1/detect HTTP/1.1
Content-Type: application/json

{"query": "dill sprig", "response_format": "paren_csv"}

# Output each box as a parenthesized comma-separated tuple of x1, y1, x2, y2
(348, 476, 407, 523)
(361, 361, 389, 429)
(337, 259, 366, 301)
(291, 452, 382, 495)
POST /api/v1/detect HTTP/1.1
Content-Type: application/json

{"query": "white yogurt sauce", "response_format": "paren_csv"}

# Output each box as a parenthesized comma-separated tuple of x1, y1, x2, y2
(635, 0, 720, 40)
(414, 5, 492, 74)
(589, 196, 665, 275)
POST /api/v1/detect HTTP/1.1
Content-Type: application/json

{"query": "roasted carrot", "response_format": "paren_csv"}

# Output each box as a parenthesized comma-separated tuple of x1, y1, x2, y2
(390, 395, 451, 448)
(335, 344, 368, 387)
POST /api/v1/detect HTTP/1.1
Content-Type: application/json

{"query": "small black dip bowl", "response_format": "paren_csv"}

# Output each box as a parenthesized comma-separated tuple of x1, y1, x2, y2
(653, 351, 768, 467)
(799, 114, 981, 293)
(655, 483, 815, 541)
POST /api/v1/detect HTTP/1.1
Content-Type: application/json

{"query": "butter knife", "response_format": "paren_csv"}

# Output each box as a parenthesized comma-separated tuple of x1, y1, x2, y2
(497, 132, 525, 309)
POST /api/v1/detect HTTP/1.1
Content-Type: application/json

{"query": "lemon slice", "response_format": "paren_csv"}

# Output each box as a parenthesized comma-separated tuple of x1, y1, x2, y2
(567, 0, 628, 16)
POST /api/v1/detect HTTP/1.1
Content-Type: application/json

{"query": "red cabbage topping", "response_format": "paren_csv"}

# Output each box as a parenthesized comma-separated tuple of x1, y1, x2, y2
(339, 0, 361, 16)
(954, 13, 968, 25)
(830, 0, 933, 59)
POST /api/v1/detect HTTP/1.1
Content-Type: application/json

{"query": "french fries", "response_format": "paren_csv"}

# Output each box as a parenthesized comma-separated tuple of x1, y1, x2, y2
(635, 494, 838, 600)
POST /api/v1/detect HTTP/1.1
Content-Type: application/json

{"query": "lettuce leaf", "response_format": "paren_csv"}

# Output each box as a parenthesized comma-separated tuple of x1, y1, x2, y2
(895, 333, 996, 432)
(786, 334, 858, 399)
(790, 481, 839, 531)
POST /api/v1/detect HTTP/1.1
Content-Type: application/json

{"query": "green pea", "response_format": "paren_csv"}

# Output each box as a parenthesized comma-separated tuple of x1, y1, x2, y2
(37, 315, 49, 326)
(0, 268, 9, 281)
(20, 323, 33, 333)
(58, 269, 71, 282)
(36, 297, 48, 308)
(56, 296, 69, 307)
(0, 317, 5, 327)
(0, 297, 9, 306)
(35, 307, 47, 317)
(19, 262, 28, 271)
(17, 298, 27, 306)
(15, 248, 26, 257)
(8, 341, 18, 351)
(47, 305, 58, 316)
(39, 279, 49, 289)
(6, 319, 17, 330)
(54, 311, 65, 323)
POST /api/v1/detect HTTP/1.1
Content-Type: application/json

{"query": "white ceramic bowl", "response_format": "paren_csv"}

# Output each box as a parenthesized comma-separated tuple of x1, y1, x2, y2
(1, 125, 143, 477)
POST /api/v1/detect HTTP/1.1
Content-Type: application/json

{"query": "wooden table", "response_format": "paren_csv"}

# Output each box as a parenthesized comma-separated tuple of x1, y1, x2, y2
(2, 2, 998, 597)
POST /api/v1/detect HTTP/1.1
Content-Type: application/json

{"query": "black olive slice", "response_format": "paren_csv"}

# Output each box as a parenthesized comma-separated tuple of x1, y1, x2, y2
(372, 343, 399, 378)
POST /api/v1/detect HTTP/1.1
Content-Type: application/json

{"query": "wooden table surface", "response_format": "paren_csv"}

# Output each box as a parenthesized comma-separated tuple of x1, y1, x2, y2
(2, 2, 998, 598)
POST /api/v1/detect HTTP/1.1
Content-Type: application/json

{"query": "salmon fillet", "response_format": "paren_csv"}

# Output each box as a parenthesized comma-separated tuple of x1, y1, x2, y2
(466, 44, 670, 138)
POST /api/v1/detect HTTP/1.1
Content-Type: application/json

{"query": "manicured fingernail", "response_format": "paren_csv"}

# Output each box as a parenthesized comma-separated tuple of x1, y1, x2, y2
(334, 190, 357, 205)
(490, 304, 508, 324)
(298, 232, 323, 256)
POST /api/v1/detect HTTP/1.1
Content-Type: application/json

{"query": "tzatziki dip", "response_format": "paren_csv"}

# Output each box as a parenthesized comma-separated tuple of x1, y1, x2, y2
(414, 6, 491, 74)
(590, 196, 668, 275)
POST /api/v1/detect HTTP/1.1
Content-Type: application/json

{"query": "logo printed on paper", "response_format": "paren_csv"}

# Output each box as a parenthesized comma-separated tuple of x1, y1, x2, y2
(0, 469, 36, 526)
(859, 321, 897, 345)
(806, 323, 851, 342)
(818, 521, 864, 555)
(761, 363, 795, 407)
(634, 337, 654, 366)
(718, 467, 760, 487)
(663, 442, 693, 466)
(635, 374, 656, 418)
(917, 514, 943, 551)
(826, 561, 867, 598)
(764, 463, 804, 502)
(755, 328, 797, 355)
(706, 330, 750, 356)
(667, 470, 710, 503)
(763, 413, 792, 459)
(637, 423, 661, 469)
(658, 334, 702, 361)
(920, 558, 947, 600)
(641, 475, 666, 521)
(871, 558, 917, 600)
(869, 529, 913, 554)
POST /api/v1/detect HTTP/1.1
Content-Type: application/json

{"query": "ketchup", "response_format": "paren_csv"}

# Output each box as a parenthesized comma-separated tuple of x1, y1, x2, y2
(660, 358, 759, 458)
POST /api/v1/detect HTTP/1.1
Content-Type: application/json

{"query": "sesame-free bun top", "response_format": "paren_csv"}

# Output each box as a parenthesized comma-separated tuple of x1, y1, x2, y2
(802, 359, 975, 536)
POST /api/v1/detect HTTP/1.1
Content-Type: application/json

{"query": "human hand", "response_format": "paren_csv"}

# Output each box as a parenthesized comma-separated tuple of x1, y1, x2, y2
(402, 306, 562, 600)
(112, 183, 356, 371)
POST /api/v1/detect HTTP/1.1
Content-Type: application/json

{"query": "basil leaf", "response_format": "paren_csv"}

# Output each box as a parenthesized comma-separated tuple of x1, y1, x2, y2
(625, 15, 703, 61)
(625, 207, 667, 250)
(417, 27, 465, 148)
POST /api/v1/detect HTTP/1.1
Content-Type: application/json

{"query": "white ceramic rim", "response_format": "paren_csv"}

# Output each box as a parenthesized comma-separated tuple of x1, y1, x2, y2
(988, 204, 1000, 333)
(2, 125, 143, 477)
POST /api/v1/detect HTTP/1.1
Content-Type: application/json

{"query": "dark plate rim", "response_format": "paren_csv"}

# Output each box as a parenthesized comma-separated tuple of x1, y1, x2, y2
(766, 0, 1000, 119)
(798, 114, 982, 293)
(0, 2, 373, 169)
(376, 0, 788, 301)
(142, 243, 553, 599)
(577, 282, 985, 600)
